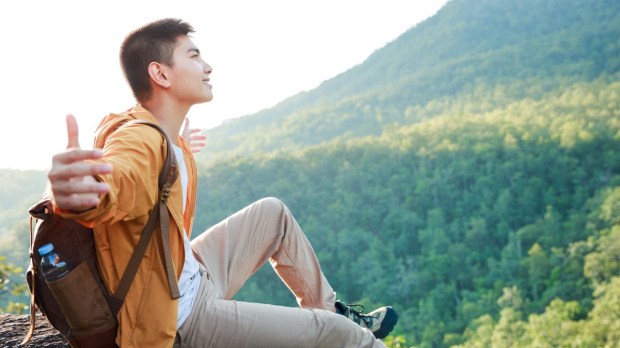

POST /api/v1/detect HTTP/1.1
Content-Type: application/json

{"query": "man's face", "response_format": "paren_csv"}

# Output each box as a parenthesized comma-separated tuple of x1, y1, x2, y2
(167, 35, 213, 105)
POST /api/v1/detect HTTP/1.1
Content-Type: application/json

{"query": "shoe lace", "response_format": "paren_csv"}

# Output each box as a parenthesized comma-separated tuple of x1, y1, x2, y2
(346, 303, 374, 327)
(346, 303, 365, 313)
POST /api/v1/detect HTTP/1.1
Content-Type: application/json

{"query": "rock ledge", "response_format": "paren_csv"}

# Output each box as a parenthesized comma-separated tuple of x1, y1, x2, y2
(0, 314, 69, 348)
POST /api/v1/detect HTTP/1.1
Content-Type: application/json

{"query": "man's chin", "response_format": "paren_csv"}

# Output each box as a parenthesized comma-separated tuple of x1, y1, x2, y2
(196, 94, 214, 104)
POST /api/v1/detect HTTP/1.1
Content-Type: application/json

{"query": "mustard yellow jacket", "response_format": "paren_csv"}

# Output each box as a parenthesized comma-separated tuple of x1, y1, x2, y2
(58, 105, 197, 347)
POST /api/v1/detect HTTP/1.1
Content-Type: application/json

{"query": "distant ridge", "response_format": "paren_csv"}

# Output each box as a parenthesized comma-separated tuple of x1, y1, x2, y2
(197, 0, 620, 162)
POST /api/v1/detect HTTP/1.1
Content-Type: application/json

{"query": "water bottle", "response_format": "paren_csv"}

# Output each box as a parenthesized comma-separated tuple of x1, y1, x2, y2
(38, 243, 71, 281)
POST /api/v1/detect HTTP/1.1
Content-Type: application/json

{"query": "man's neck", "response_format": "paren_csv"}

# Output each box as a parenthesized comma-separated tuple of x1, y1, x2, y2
(141, 96, 190, 145)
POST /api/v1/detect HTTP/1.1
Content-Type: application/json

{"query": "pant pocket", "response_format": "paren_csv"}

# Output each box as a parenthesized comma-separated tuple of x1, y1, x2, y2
(47, 261, 116, 337)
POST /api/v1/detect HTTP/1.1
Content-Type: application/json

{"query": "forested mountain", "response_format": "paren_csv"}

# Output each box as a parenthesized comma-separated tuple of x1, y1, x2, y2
(195, 77, 620, 347)
(198, 0, 620, 161)
(192, 0, 620, 346)
(1, 0, 620, 347)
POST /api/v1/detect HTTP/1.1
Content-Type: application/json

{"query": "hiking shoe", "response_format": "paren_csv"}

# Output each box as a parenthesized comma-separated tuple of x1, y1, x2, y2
(335, 301, 398, 339)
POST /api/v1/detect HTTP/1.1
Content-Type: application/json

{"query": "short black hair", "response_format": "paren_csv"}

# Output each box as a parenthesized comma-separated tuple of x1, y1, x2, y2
(120, 18, 195, 102)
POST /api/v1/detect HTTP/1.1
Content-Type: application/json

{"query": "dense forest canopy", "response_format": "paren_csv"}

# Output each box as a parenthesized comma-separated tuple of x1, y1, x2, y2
(1, 0, 619, 347)
(194, 76, 620, 347)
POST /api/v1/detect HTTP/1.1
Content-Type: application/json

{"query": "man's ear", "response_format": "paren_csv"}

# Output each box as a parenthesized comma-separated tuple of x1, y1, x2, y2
(147, 62, 171, 88)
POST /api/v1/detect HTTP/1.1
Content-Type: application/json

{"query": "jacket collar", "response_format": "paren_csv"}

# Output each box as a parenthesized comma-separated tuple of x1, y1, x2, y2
(126, 104, 161, 124)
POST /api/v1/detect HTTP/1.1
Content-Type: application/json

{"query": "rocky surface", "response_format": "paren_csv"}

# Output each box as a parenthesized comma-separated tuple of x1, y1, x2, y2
(0, 314, 69, 348)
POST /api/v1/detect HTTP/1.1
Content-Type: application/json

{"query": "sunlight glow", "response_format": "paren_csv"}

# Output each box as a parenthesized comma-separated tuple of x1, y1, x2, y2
(0, 0, 448, 170)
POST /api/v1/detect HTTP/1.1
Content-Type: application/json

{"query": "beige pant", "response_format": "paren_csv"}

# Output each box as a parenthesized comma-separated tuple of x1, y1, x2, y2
(174, 197, 385, 348)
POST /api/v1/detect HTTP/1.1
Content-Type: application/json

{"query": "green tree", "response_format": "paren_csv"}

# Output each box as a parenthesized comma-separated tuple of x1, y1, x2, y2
(584, 226, 620, 287)
(582, 277, 620, 347)
(491, 307, 529, 348)
(0, 256, 28, 314)
(527, 299, 583, 347)
(453, 315, 494, 348)
(523, 243, 551, 302)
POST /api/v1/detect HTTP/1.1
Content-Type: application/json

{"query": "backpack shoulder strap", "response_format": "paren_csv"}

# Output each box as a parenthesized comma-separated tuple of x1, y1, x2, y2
(112, 120, 180, 304)
(22, 209, 48, 345)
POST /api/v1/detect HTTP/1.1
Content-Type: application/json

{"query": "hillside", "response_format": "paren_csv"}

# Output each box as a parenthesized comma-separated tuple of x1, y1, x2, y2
(195, 76, 620, 347)
(190, 0, 620, 346)
(198, 0, 620, 161)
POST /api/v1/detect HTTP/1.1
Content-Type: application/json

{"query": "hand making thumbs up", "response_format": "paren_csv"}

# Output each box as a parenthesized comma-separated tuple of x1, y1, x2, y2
(48, 115, 113, 212)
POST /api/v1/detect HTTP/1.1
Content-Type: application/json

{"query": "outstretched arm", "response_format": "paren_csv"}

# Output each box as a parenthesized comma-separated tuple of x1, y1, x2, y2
(182, 118, 207, 153)
(48, 114, 112, 212)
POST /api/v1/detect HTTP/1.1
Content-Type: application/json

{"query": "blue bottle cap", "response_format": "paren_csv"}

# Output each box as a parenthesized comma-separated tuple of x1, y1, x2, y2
(38, 243, 54, 256)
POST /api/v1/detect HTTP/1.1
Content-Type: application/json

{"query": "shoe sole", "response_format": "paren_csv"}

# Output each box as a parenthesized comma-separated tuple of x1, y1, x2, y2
(374, 306, 398, 339)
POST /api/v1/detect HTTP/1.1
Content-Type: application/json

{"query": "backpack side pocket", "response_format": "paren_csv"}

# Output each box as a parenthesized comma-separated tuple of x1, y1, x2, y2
(46, 261, 117, 337)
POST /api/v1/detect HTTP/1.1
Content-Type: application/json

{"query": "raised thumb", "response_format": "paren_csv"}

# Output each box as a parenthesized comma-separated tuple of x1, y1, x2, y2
(66, 114, 81, 149)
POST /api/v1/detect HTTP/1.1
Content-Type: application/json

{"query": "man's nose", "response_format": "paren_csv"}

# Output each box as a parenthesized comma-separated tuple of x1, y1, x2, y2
(203, 61, 212, 74)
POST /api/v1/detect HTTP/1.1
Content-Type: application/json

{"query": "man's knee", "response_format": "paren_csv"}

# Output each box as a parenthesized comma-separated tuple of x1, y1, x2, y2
(255, 196, 286, 216)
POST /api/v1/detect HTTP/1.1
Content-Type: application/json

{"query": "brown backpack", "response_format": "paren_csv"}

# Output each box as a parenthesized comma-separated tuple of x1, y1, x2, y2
(23, 120, 181, 348)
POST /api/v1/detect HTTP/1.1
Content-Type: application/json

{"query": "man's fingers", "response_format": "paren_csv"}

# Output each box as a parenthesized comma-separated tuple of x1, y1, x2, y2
(52, 193, 102, 212)
(52, 148, 104, 165)
(48, 161, 113, 181)
(52, 179, 110, 195)
(190, 136, 207, 143)
(189, 131, 205, 139)
(188, 129, 206, 145)
(66, 114, 81, 149)
(190, 143, 207, 153)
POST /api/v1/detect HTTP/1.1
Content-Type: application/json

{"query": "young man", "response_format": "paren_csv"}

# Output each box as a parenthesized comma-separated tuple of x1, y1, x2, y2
(48, 18, 397, 347)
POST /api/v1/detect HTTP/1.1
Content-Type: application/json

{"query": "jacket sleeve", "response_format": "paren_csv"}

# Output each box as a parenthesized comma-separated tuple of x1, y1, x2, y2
(58, 123, 166, 225)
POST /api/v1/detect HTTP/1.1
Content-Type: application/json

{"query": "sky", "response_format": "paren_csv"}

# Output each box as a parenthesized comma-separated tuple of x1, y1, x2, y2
(1, 0, 449, 171)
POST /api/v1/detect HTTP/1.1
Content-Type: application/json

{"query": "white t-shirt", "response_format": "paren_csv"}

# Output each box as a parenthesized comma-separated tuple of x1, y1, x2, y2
(172, 144, 201, 329)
